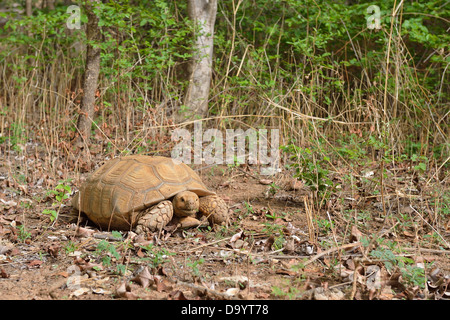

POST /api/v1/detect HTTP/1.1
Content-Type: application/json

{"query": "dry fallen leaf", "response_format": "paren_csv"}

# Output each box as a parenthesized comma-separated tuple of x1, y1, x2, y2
(264, 235, 275, 251)
(92, 288, 112, 295)
(365, 265, 381, 292)
(283, 238, 295, 253)
(169, 290, 187, 300)
(403, 230, 415, 238)
(225, 288, 240, 297)
(75, 226, 95, 238)
(379, 285, 394, 300)
(131, 266, 154, 289)
(350, 225, 363, 242)
(288, 179, 304, 190)
(154, 275, 172, 292)
(0, 267, 9, 278)
(46, 244, 61, 258)
(0, 199, 17, 209)
(115, 281, 137, 300)
(0, 244, 13, 255)
(231, 239, 247, 249)
(73, 256, 103, 271)
(28, 259, 43, 268)
(230, 230, 243, 243)
(55, 271, 69, 278)
(71, 287, 90, 297)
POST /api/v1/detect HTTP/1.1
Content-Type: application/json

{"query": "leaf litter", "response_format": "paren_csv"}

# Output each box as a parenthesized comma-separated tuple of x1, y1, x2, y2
(0, 141, 449, 300)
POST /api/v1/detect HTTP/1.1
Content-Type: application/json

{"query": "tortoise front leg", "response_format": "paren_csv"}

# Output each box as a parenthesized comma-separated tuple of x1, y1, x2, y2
(198, 195, 228, 225)
(135, 200, 173, 234)
(176, 216, 209, 229)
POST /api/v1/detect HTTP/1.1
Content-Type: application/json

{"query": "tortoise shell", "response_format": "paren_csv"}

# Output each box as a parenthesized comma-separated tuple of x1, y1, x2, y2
(72, 155, 215, 230)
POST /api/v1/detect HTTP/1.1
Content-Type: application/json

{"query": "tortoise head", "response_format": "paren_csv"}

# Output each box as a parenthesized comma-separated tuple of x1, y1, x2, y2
(173, 191, 200, 217)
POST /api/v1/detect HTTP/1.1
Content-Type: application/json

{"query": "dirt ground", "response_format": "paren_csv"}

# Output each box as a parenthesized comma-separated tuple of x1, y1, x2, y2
(0, 141, 449, 301)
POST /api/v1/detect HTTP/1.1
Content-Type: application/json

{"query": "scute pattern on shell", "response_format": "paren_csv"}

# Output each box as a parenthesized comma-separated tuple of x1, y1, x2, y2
(72, 155, 215, 230)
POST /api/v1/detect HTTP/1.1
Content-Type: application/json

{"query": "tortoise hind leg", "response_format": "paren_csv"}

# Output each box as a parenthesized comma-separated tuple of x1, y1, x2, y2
(198, 195, 228, 225)
(135, 200, 173, 234)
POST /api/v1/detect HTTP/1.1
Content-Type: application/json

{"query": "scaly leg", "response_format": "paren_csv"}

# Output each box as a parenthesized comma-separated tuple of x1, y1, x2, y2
(135, 200, 173, 234)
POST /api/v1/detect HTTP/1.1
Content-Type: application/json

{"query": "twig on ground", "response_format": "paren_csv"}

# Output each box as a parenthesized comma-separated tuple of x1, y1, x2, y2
(409, 205, 450, 249)
(177, 237, 233, 253)
(303, 242, 362, 267)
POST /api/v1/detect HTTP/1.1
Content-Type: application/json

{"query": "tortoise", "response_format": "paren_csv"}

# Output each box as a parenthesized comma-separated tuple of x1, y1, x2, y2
(72, 155, 228, 233)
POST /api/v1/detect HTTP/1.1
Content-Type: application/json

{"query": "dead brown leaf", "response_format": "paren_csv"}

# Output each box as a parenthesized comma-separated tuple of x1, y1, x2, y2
(275, 268, 297, 276)
(131, 266, 154, 289)
(55, 271, 69, 278)
(264, 235, 275, 251)
(154, 275, 172, 292)
(0, 268, 9, 278)
(73, 257, 103, 271)
(403, 230, 415, 238)
(169, 290, 187, 300)
(136, 247, 146, 258)
(288, 179, 304, 191)
(230, 230, 243, 243)
(75, 226, 95, 237)
(46, 243, 61, 258)
(350, 225, 363, 242)
(115, 281, 137, 300)
(28, 259, 43, 268)
(0, 244, 13, 255)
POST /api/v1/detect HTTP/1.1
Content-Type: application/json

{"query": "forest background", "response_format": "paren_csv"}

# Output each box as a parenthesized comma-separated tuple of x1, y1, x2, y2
(0, 0, 448, 300)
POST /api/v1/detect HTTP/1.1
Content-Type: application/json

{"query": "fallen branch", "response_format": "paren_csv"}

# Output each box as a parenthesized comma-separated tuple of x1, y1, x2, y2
(303, 242, 362, 266)
(178, 236, 233, 253)
(400, 247, 450, 255)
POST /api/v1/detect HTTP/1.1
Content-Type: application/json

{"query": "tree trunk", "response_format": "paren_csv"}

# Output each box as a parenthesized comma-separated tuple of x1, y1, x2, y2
(181, 0, 217, 121)
(46, 0, 55, 10)
(26, 0, 32, 16)
(74, 0, 101, 147)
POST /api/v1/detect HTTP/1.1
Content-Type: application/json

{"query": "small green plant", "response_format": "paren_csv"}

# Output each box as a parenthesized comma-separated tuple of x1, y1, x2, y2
(42, 180, 72, 224)
(281, 142, 333, 201)
(271, 282, 300, 300)
(16, 224, 31, 243)
(92, 231, 129, 274)
(369, 240, 398, 272)
(244, 201, 255, 215)
(235, 201, 254, 220)
(336, 134, 367, 161)
(268, 182, 280, 196)
(369, 237, 426, 289)
(186, 257, 205, 278)
(262, 217, 285, 251)
(396, 212, 413, 230)
(139, 243, 174, 270)
(411, 154, 428, 173)
(19, 200, 32, 209)
(397, 257, 426, 288)
(64, 241, 78, 254)
(227, 155, 242, 170)
(7, 122, 27, 152)
(343, 210, 373, 227)
(315, 218, 334, 234)
(96, 239, 122, 267)
(265, 211, 285, 220)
